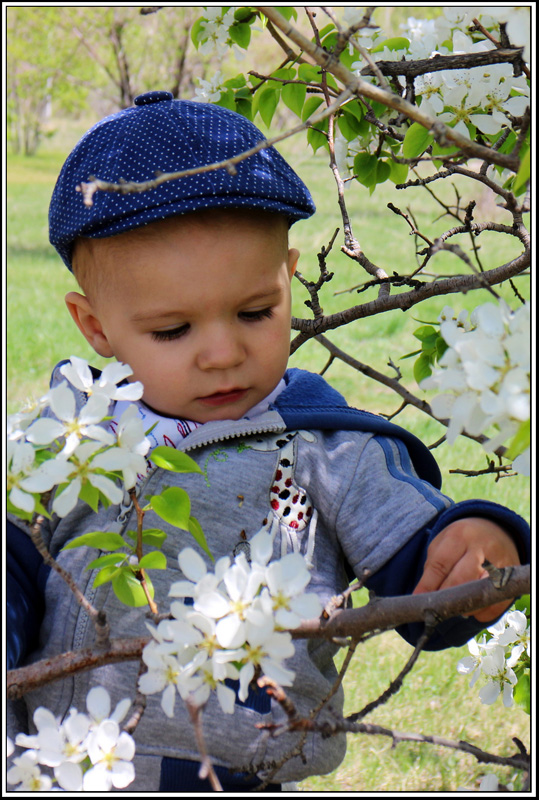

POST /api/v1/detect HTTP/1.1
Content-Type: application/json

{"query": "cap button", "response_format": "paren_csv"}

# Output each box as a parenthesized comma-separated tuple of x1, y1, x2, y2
(134, 91, 174, 106)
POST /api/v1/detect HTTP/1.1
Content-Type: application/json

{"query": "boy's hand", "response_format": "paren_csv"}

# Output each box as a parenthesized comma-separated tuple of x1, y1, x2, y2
(412, 517, 520, 623)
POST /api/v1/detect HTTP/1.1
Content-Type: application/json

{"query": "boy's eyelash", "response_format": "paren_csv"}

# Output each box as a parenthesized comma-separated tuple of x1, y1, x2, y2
(240, 307, 274, 322)
(151, 325, 189, 342)
(150, 308, 273, 341)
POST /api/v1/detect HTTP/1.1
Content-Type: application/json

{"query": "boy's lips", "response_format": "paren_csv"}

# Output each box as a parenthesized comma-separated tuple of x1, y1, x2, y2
(198, 388, 248, 407)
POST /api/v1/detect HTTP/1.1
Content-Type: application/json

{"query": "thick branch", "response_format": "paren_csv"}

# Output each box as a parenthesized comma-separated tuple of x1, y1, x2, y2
(290, 249, 530, 351)
(7, 636, 149, 700)
(7, 567, 528, 699)
(291, 565, 529, 641)
(360, 48, 525, 79)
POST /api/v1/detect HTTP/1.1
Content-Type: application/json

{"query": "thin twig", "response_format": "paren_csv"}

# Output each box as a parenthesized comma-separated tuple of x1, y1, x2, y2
(186, 699, 223, 792)
(29, 511, 110, 647)
(77, 88, 353, 206)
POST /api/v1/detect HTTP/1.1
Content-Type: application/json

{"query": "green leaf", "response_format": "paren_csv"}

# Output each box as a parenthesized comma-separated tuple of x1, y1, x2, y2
(6, 498, 34, 522)
(298, 63, 321, 83)
(413, 325, 437, 343)
(256, 87, 279, 127)
(274, 7, 297, 21)
(234, 7, 256, 23)
(151, 447, 203, 475)
(282, 82, 307, 118)
(513, 672, 530, 715)
(301, 95, 324, 122)
(341, 100, 364, 123)
(86, 553, 127, 570)
(388, 159, 409, 184)
(375, 160, 391, 185)
(62, 531, 127, 551)
(125, 528, 168, 548)
(353, 152, 378, 186)
(223, 74, 247, 90)
(307, 126, 328, 153)
(191, 17, 207, 48)
(336, 115, 356, 142)
(139, 551, 167, 570)
(229, 21, 251, 49)
(150, 486, 191, 530)
(112, 569, 154, 607)
(216, 89, 236, 113)
(431, 140, 460, 168)
(514, 595, 530, 615)
(400, 348, 423, 361)
(402, 122, 434, 159)
(271, 67, 295, 81)
(436, 337, 449, 360)
(78, 480, 101, 513)
(234, 97, 252, 120)
(318, 24, 336, 41)
(93, 565, 122, 588)
(320, 30, 338, 50)
(188, 516, 213, 561)
(513, 147, 530, 195)
(505, 419, 530, 461)
(372, 37, 410, 53)
(414, 352, 434, 384)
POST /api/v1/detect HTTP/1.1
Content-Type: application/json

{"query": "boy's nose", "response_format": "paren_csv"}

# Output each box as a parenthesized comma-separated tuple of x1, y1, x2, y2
(197, 324, 246, 371)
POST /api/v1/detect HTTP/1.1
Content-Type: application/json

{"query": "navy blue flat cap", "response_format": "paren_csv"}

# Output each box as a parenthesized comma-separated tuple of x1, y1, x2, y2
(49, 91, 316, 270)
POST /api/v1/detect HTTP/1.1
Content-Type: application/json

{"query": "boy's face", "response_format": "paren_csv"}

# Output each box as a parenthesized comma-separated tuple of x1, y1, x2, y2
(66, 211, 299, 423)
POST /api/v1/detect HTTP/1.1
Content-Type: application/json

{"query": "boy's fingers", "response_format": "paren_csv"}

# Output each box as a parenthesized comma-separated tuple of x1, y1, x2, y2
(412, 535, 468, 595)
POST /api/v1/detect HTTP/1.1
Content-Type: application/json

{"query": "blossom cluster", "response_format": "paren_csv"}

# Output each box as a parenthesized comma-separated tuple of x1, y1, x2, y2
(138, 531, 322, 717)
(336, 7, 529, 170)
(457, 608, 530, 707)
(197, 7, 245, 61)
(7, 356, 150, 519)
(7, 687, 135, 791)
(419, 302, 530, 475)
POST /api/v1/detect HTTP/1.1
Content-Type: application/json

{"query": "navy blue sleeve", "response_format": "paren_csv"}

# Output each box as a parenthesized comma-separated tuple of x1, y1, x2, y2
(6, 520, 50, 670)
(365, 500, 530, 651)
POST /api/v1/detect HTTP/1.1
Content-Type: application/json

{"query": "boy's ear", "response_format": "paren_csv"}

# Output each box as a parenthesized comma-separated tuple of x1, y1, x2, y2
(64, 292, 114, 358)
(288, 247, 300, 278)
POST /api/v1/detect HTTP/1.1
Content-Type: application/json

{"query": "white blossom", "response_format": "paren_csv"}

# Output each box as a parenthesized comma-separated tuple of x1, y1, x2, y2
(421, 302, 530, 467)
(457, 603, 530, 708)
(59, 356, 144, 403)
(10, 686, 135, 792)
(7, 439, 38, 513)
(198, 7, 236, 58)
(83, 720, 135, 791)
(6, 749, 53, 791)
(25, 380, 115, 457)
(194, 71, 224, 103)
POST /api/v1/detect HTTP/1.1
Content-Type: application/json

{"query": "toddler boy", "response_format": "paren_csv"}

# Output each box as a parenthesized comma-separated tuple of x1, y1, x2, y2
(8, 92, 529, 791)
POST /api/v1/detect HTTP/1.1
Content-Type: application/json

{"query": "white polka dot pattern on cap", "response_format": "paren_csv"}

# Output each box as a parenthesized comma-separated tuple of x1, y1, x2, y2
(49, 92, 316, 270)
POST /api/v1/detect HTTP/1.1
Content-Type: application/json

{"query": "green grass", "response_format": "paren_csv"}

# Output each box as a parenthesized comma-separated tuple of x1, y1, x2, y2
(6, 127, 530, 792)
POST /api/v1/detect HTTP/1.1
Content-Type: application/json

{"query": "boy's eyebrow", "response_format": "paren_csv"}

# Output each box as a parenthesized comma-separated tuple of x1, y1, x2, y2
(129, 288, 283, 322)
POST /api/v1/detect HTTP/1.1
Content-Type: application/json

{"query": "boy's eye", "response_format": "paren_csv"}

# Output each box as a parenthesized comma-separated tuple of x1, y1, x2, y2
(240, 307, 274, 322)
(151, 324, 189, 342)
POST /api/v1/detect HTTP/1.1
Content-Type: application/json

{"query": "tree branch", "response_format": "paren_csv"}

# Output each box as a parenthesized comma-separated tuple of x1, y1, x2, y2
(76, 89, 353, 206)
(290, 249, 530, 352)
(7, 566, 529, 699)
(359, 48, 526, 79)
